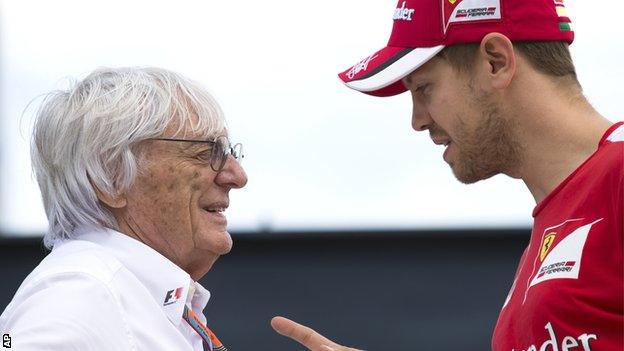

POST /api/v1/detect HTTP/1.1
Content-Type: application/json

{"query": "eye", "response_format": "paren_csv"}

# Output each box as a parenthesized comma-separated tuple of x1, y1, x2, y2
(415, 83, 430, 95)
(196, 149, 213, 162)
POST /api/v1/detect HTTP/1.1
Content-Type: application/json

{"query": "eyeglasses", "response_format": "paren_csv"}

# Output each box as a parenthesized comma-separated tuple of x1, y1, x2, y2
(152, 135, 244, 172)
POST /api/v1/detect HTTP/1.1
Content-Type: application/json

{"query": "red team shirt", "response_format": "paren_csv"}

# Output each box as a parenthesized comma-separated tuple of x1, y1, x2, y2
(492, 122, 624, 351)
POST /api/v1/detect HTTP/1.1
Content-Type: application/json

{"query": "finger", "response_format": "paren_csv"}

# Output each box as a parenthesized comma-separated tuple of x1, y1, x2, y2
(271, 316, 339, 350)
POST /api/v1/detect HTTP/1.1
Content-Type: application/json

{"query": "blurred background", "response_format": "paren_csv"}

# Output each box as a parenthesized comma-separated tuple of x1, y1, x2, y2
(1, 0, 622, 349)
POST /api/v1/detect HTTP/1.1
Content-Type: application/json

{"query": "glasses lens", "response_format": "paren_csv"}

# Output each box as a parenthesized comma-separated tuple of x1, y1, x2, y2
(232, 143, 243, 161)
(210, 136, 228, 172)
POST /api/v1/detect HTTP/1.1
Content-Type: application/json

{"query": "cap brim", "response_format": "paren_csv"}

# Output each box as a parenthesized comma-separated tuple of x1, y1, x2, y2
(338, 45, 445, 97)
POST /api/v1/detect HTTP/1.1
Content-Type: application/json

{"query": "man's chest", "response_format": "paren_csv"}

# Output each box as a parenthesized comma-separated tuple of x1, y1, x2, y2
(492, 204, 623, 350)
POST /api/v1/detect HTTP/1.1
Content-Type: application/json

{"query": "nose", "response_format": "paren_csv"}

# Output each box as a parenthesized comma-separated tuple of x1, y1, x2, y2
(411, 96, 433, 132)
(215, 155, 248, 189)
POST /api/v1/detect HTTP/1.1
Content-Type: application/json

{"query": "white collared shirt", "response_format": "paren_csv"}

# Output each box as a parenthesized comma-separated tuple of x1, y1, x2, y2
(0, 227, 213, 350)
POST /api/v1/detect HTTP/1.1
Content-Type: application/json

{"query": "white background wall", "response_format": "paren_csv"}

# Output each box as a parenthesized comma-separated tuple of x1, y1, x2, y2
(1, 0, 622, 235)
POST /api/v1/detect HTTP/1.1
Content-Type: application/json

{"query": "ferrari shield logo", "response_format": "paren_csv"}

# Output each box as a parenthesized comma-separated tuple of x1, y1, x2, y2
(448, 0, 457, 4)
(540, 233, 556, 262)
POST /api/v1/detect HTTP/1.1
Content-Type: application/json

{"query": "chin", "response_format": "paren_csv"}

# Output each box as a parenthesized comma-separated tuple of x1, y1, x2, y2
(215, 233, 233, 255)
(196, 228, 233, 255)
(451, 163, 498, 184)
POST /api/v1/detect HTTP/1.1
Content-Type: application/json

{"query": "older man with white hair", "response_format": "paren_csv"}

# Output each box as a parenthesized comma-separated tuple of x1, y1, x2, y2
(0, 67, 247, 350)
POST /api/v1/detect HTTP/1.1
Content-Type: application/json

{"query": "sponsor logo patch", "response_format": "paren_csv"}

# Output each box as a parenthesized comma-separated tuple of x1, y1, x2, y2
(528, 218, 602, 289)
(539, 233, 556, 262)
(442, 0, 501, 34)
(517, 322, 598, 351)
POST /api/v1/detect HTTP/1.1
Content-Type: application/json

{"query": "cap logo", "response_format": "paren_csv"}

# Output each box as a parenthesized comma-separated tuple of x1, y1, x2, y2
(442, 0, 501, 34)
(393, 1, 415, 21)
(346, 54, 378, 80)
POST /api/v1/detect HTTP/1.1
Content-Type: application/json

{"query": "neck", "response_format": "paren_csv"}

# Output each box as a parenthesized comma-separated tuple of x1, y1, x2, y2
(507, 86, 613, 204)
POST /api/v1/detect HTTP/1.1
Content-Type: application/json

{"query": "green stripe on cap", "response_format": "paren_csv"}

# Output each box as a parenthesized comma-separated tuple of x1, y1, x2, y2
(559, 22, 572, 31)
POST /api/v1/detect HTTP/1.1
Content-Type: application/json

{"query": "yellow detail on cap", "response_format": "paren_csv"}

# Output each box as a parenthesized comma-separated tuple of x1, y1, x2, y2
(556, 6, 568, 17)
(540, 233, 557, 262)
(449, 0, 457, 4)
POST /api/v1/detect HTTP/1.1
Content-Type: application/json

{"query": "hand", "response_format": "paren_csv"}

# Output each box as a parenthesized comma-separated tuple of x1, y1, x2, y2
(271, 316, 363, 351)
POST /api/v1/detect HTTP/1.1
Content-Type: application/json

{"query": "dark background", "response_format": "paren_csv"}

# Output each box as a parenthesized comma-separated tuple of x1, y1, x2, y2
(0, 229, 529, 350)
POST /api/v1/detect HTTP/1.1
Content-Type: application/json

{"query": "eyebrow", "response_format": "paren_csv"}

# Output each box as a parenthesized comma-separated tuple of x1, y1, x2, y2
(404, 72, 425, 88)
(403, 73, 413, 86)
(163, 140, 210, 154)
(185, 142, 214, 152)
(403, 69, 426, 86)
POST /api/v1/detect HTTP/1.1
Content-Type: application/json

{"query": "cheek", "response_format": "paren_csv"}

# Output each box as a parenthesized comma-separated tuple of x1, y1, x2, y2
(132, 168, 193, 214)
(150, 169, 185, 201)
(190, 171, 201, 192)
(428, 89, 455, 128)
(135, 164, 214, 212)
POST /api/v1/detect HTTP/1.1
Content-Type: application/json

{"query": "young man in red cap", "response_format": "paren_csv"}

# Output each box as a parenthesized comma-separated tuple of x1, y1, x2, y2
(271, 0, 623, 350)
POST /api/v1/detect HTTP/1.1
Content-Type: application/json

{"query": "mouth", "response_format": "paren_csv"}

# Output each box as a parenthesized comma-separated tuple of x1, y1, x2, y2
(431, 137, 452, 147)
(201, 201, 229, 225)
(202, 201, 229, 213)
(204, 207, 227, 213)
(431, 137, 453, 162)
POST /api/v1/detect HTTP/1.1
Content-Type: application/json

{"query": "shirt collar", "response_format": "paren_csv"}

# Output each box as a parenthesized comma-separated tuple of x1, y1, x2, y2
(73, 226, 211, 325)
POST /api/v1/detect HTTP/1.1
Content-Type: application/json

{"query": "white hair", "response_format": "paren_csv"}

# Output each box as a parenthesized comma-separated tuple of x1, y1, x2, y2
(30, 67, 227, 248)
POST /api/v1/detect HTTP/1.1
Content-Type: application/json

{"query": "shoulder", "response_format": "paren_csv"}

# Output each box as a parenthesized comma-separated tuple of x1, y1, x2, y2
(22, 238, 125, 289)
(588, 139, 623, 182)
(598, 139, 624, 161)
(585, 141, 624, 210)
(592, 138, 624, 223)
(0, 240, 136, 350)
(597, 122, 624, 168)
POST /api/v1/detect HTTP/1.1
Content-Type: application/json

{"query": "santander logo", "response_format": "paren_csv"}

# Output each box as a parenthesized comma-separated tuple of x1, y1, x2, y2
(513, 322, 597, 351)
(393, 1, 415, 21)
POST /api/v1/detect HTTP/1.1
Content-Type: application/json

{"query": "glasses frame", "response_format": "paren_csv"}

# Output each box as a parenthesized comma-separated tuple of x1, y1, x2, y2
(151, 136, 243, 172)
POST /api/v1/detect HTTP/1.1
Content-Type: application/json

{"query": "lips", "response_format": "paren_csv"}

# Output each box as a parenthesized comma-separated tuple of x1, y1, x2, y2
(431, 137, 451, 146)
(202, 201, 229, 213)
(443, 143, 451, 162)
(430, 136, 453, 162)
(200, 200, 229, 226)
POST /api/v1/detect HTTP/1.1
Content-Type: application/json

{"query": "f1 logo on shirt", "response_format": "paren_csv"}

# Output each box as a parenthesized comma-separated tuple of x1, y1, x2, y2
(163, 287, 183, 306)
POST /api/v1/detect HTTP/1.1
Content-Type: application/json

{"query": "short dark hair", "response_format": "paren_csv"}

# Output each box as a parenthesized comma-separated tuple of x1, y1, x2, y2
(438, 41, 580, 88)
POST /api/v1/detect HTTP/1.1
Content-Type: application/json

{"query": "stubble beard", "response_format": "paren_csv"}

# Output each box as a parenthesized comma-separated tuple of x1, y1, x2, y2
(451, 91, 523, 184)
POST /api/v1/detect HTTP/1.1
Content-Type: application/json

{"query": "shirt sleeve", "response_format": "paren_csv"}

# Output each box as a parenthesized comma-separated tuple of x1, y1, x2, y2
(1, 271, 134, 350)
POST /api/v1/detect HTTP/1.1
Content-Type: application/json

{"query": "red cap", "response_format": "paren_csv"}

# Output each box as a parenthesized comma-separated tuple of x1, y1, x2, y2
(338, 0, 574, 97)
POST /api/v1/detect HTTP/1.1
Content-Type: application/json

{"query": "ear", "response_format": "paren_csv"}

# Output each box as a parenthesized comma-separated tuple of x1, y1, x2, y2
(92, 182, 127, 209)
(477, 33, 516, 90)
